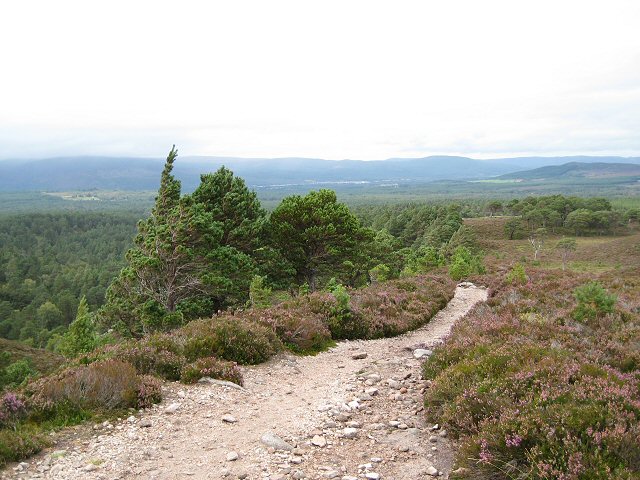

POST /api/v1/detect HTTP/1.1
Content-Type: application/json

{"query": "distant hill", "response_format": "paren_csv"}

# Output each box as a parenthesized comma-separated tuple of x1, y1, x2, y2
(1, 155, 639, 192)
(498, 162, 640, 180)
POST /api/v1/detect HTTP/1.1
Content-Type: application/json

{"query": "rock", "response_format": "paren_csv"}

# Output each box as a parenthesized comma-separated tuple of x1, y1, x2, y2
(311, 435, 327, 447)
(222, 414, 237, 423)
(139, 418, 152, 428)
(226, 451, 239, 461)
(198, 377, 246, 390)
(428, 435, 438, 443)
(347, 400, 360, 410)
(165, 403, 180, 414)
(365, 387, 379, 396)
(83, 464, 98, 472)
(237, 473, 249, 479)
(323, 471, 340, 479)
(292, 471, 306, 479)
(388, 420, 400, 427)
(413, 348, 433, 359)
(343, 427, 358, 438)
(261, 432, 294, 451)
(371, 457, 383, 463)
(438, 429, 448, 437)
(387, 379, 401, 389)
(367, 373, 382, 382)
(342, 477, 358, 480)
(351, 352, 368, 360)
(426, 466, 439, 476)
(127, 415, 136, 423)
(365, 473, 380, 480)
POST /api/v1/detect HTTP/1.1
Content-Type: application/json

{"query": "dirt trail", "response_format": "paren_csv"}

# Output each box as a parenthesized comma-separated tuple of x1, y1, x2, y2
(4, 283, 487, 480)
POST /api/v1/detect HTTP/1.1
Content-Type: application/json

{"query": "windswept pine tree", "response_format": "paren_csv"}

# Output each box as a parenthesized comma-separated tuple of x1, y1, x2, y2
(98, 147, 262, 336)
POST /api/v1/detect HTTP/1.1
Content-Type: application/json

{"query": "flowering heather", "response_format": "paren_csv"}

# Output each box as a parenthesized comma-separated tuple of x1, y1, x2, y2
(424, 268, 640, 479)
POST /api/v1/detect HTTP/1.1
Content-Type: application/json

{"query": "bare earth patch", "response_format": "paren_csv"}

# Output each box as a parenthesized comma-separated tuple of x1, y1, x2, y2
(3, 284, 487, 480)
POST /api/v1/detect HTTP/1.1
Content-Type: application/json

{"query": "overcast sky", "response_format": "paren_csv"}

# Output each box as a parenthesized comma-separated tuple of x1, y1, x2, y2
(1, 0, 639, 160)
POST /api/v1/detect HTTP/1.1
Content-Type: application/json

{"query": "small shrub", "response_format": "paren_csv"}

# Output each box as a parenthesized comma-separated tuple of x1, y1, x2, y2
(31, 359, 139, 410)
(248, 275, 272, 308)
(505, 263, 527, 285)
(180, 318, 281, 365)
(180, 357, 243, 385)
(0, 392, 27, 428)
(210, 318, 281, 364)
(3, 360, 35, 389)
(0, 427, 47, 467)
(115, 340, 185, 381)
(136, 375, 162, 409)
(572, 281, 616, 323)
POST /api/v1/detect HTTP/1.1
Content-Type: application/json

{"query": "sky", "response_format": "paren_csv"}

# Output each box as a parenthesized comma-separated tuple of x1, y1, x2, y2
(1, 0, 640, 160)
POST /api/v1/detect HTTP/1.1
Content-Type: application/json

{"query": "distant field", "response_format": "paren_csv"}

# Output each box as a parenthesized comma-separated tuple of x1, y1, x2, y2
(465, 216, 640, 273)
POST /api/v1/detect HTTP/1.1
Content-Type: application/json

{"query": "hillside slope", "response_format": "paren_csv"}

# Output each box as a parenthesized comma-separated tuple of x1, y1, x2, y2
(498, 161, 640, 180)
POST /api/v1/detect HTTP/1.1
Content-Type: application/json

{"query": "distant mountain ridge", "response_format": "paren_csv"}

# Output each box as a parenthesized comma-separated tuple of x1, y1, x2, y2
(0, 155, 639, 192)
(498, 162, 640, 180)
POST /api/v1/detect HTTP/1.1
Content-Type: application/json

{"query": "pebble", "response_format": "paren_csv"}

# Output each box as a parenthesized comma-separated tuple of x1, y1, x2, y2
(139, 418, 153, 428)
(261, 432, 294, 451)
(342, 427, 358, 438)
(426, 466, 439, 476)
(226, 451, 239, 461)
(165, 403, 180, 414)
(365, 473, 380, 480)
(311, 435, 327, 447)
(351, 352, 368, 360)
(222, 414, 238, 423)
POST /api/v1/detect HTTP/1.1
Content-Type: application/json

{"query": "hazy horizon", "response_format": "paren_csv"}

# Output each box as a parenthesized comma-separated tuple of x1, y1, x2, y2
(2, 1, 640, 160)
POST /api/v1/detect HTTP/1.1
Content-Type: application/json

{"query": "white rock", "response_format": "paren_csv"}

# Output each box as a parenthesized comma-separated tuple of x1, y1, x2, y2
(260, 432, 294, 451)
(343, 427, 358, 438)
(226, 451, 239, 461)
(413, 349, 433, 359)
(426, 466, 439, 476)
(221, 414, 237, 423)
(165, 403, 180, 414)
(311, 435, 327, 447)
(365, 473, 380, 480)
(127, 415, 136, 423)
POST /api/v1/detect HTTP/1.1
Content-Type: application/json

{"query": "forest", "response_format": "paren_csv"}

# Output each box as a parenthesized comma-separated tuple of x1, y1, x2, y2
(1, 149, 639, 478)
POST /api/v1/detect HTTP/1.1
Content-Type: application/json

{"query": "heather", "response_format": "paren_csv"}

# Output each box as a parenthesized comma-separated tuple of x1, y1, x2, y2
(424, 269, 640, 479)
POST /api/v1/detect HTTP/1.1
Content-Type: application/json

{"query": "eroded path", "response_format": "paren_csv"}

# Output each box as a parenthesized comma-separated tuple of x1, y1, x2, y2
(4, 284, 487, 480)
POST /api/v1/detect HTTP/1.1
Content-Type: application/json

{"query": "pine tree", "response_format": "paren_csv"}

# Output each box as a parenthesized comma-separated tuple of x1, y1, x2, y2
(58, 296, 96, 357)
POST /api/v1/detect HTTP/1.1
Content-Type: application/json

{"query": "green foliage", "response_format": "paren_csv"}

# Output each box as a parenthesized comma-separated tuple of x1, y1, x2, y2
(99, 149, 261, 336)
(448, 246, 485, 281)
(403, 246, 444, 276)
(369, 263, 391, 283)
(503, 217, 526, 240)
(325, 281, 362, 340)
(269, 189, 368, 291)
(572, 282, 616, 322)
(248, 275, 272, 309)
(2, 360, 35, 389)
(55, 297, 97, 358)
(505, 263, 527, 285)
(0, 212, 138, 344)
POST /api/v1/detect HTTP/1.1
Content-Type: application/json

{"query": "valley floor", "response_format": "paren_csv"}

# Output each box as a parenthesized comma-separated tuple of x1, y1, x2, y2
(2, 285, 487, 480)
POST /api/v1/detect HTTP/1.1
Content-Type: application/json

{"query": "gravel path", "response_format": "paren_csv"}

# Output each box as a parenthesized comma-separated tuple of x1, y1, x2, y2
(3, 283, 487, 480)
